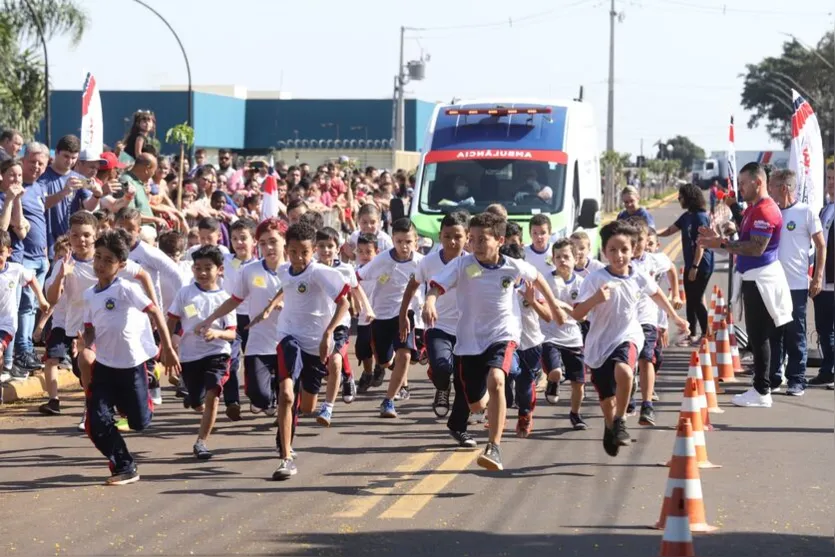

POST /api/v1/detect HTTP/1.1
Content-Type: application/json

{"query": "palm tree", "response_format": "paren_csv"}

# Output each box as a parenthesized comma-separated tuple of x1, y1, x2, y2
(2, 0, 88, 45)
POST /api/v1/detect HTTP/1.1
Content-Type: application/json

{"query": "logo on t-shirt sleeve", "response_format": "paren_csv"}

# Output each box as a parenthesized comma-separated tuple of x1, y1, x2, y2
(753, 219, 772, 231)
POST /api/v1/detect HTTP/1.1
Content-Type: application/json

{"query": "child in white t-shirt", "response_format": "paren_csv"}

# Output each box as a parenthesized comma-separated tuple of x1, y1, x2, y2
(81, 229, 179, 486)
(573, 220, 687, 458)
(524, 213, 555, 277)
(342, 203, 394, 260)
(570, 230, 605, 278)
(185, 216, 231, 260)
(354, 233, 380, 393)
(167, 245, 236, 460)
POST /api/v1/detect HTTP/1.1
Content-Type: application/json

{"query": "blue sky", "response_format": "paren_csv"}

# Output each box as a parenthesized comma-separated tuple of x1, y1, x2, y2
(43, 0, 834, 157)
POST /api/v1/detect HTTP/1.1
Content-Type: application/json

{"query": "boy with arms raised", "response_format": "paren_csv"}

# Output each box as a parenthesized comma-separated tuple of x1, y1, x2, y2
(572, 221, 687, 457)
(423, 212, 566, 470)
(81, 230, 179, 485)
(357, 217, 423, 418)
(167, 246, 236, 459)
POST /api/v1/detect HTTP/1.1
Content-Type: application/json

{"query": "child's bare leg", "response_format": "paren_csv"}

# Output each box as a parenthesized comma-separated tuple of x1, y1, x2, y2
(486, 368, 506, 445)
(570, 382, 584, 414)
(614, 363, 634, 419)
(198, 389, 219, 441)
(385, 349, 411, 399)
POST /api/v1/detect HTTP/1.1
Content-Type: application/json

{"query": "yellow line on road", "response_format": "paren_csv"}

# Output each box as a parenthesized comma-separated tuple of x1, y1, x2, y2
(378, 449, 481, 519)
(331, 451, 436, 518)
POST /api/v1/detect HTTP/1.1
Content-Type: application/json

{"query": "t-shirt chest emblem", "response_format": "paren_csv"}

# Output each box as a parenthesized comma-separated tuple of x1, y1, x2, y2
(104, 298, 117, 311)
(500, 275, 514, 289)
(297, 281, 308, 294)
(786, 221, 796, 231)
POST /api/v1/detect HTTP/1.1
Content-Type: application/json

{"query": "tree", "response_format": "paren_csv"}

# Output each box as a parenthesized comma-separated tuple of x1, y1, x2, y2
(657, 135, 705, 172)
(741, 32, 834, 148)
(165, 122, 194, 209)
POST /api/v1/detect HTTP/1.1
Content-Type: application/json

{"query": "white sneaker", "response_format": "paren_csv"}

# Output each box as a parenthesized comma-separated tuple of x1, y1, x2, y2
(732, 388, 772, 408)
(0, 369, 11, 383)
(149, 387, 163, 405)
(77, 410, 86, 432)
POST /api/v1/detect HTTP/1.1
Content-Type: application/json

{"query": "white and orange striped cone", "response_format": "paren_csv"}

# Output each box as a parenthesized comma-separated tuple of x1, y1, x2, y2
(678, 266, 687, 304)
(726, 309, 743, 374)
(700, 338, 725, 410)
(683, 377, 720, 469)
(685, 350, 712, 431)
(714, 320, 737, 383)
(712, 292, 727, 333)
(655, 416, 718, 532)
(659, 487, 697, 557)
(707, 286, 718, 331)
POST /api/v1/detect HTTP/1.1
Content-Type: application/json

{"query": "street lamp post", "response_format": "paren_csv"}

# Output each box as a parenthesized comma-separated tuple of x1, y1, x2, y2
(21, 0, 49, 147)
(321, 122, 339, 140)
(130, 0, 192, 155)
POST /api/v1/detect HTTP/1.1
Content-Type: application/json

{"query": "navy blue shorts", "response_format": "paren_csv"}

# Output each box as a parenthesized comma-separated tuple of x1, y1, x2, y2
(455, 341, 517, 405)
(332, 325, 352, 376)
(371, 314, 418, 364)
(517, 345, 543, 376)
(590, 341, 637, 401)
(425, 328, 456, 389)
(88, 361, 153, 431)
(277, 336, 327, 395)
(355, 324, 373, 362)
(181, 354, 231, 408)
(45, 327, 72, 361)
(244, 354, 277, 411)
(542, 343, 585, 383)
(230, 314, 250, 363)
(639, 324, 658, 364)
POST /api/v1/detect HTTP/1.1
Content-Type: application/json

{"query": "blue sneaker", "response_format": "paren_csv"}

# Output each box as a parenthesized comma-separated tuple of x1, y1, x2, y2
(786, 384, 805, 397)
(380, 398, 397, 418)
(315, 404, 333, 427)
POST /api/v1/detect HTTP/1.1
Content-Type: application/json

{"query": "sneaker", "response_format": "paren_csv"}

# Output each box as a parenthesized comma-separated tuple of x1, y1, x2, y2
(380, 399, 397, 418)
(193, 440, 213, 460)
(468, 411, 485, 425)
(786, 384, 805, 397)
(569, 412, 588, 430)
(545, 381, 559, 404)
(315, 404, 333, 427)
(731, 387, 773, 408)
(77, 411, 86, 432)
(249, 403, 264, 415)
(175, 383, 188, 399)
(9, 367, 29, 381)
(638, 403, 656, 426)
(371, 365, 386, 387)
(263, 405, 277, 417)
(828, 384, 835, 391)
(612, 417, 630, 446)
(449, 430, 477, 448)
(38, 398, 61, 415)
(394, 385, 410, 401)
(357, 373, 373, 393)
(0, 368, 11, 383)
(515, 415, 533, 438)
(225, 402, 242, 421)
(105, 466, 140, 486)
(602, 426, 619, 457)
(149, 387, 163, 405)
(808, 374, 835, 387)
(432, 386, 451, 418)
(115, 418, 130, 432)
(651, 391, 660, 402)
(342, 376, 356, 404)
(476, 442, 503, 471)
(17, 352, 43, 370)
(626, 399, 636, 416)
(271, 458, 297, 481)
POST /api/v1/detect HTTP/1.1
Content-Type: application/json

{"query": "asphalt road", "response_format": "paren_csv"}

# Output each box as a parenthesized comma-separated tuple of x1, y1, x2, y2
(1, 198, 832, 557)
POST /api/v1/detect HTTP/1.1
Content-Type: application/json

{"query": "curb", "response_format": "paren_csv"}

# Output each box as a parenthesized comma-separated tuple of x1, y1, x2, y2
(2, 367, 79, 404)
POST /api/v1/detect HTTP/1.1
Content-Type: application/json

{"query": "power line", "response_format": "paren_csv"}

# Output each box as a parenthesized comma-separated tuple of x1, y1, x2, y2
(640, 0, 830, 17)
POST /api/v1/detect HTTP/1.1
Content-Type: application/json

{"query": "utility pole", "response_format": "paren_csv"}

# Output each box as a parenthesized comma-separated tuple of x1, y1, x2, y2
(395, 26, 406, 151)
(606, 0, 616, 152)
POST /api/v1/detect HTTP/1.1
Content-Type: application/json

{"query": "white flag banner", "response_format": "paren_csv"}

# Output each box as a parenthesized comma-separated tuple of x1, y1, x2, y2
(80, 72, 103, 155)
(789, 90, 824, 216)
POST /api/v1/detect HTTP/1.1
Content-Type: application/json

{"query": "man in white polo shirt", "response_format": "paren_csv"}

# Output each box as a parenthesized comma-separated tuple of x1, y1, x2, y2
(766, 169, 826, 396)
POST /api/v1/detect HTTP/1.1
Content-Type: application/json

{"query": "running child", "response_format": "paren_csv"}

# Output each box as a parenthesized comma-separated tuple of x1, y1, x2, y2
(423, 212, 566, 471)
(167, 245, 236, 459)
(572, 220, 687, 457)
(524, 214, 554, 276)
(646, 229, 670, 397)
(356, 217, 423, 418)
(81, 229, 179, 485)
(354, 233, 380, 393)
(570, 231, 605, 278)
(186, 217, 230, 259)
(343, 203, 394, 260)
(312, 226, 374, 426)
(542, 238, 589, 430)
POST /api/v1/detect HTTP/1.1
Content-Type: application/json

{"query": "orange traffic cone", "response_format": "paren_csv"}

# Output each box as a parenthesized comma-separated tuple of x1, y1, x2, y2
(655, 417, 718, 532)
(700, 338, 725, 409)
(714, 320, 736, 383)
(707, 287, 718, 331)
(726, 309, 743, 374)
(683, 377, 720, 469)
(713, 292, 727, 332)
(659, 487, 697, 557)
(678, 266, 687, 304)
(686, 351, 712, 431)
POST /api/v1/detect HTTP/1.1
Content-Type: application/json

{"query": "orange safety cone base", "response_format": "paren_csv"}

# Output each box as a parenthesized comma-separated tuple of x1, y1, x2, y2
(660, 541, 697, 557)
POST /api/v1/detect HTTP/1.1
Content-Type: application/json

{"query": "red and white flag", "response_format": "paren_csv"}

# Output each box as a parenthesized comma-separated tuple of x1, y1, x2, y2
(260, 174, 279, 222)
(80, 72, 103, 155)
(727, 115, 737, 195)
(789, 90, 824, 215)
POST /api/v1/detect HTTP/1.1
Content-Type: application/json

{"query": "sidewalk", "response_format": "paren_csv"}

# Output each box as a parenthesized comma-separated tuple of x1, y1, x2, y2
(2, 361, 79, 404)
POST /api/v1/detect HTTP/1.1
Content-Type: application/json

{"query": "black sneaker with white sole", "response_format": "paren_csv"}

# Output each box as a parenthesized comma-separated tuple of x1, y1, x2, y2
(638, 403, 656, 426)
(808, 374, 835, 387)
(106, 465, 140, 486)
(569, 412, 588, 430)
(449, 429, 477, 448)
(545, 381, 559, 405)
(432, 386, 451, 418)
(9, 367, 29, 381)
(603, 426, 619, 457)
(38, 398, 61, 415)
(613, 417, 630, 446)
(371, 365, 386, 387)
(342, 376, 357, 404)
(476, 443, 503, 471)
(357, 373, 373, 393)
(193, 440, 213, 460)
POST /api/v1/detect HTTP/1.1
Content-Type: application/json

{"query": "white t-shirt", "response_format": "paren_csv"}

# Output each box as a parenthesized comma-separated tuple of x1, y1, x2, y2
(576, 266, 658, 369)
(541, 271, 584, 348)
(49, 256, 143, 337)
(231, 260, 282, 356)
(415, 249, 461, 336)
(223, 253, 257, 316)
(632, 252, 671, 326)
(516, 284, 545, 351)
(778, 202, 822, 290)
(348, 229, 394, 252)
(431, 254, 538, 356)
(168, 283, 235, 363)
(574, 258, 606, 278)
(0, 263, 34, 335)
(356, 249, 424, 320)
(524, 244, 553, 278)
(44, 266, 67, 330)
(130, 241, 187, 306)
(82, 278, 157, 369)
(356, 262, 376, 326)
(276, 262, 349, 356)
(330, 260, 358, 329)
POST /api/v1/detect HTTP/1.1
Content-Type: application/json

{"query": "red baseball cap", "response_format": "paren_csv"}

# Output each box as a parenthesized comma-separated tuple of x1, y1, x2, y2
(100, 152, 127, 171)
